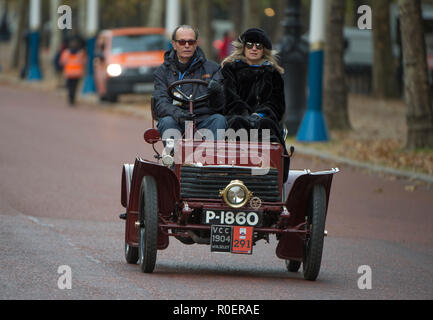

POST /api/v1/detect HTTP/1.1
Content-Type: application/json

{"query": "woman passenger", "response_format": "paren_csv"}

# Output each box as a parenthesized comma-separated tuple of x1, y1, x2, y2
(221, 28, 289, 179)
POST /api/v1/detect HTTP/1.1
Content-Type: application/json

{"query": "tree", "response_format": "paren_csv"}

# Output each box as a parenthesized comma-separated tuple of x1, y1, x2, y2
(186, 0, 199, 29)
(242, 0, 261, 31)
(228, 0, 242, 35)
(323, 0, 351, 130)
(49, 0, 62, 73)
(194, 0, 214, 60)
(398, 0, 433, 149)
(371, 0, 399, 98)
(8, 0, 27, 70)
(147, 0, 163, 28)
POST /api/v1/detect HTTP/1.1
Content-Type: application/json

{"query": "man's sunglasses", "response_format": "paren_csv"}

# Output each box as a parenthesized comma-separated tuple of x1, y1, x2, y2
(174, 39, 197, 46)
(245, 42, 264, 50)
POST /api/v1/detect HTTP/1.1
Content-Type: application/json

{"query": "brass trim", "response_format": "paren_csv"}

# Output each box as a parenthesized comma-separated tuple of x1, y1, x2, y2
(219, 180, 252, 209)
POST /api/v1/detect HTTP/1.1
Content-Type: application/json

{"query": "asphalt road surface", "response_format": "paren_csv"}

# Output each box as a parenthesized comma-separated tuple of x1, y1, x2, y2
(1, 84, 432, 300)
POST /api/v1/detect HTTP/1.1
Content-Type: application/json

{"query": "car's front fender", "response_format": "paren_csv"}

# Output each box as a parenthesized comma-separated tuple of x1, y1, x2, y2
(124, 158, 180, 251)
(284, 168, 339, 225)
(276, 168, 339, 261)
(128, 157, 180, 216)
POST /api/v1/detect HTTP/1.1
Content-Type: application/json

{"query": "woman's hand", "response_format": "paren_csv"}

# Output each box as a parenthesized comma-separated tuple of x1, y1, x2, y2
(248, 113, 262, 129)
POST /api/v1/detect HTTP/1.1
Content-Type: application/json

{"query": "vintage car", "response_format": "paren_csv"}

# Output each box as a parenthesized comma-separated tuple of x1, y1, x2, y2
(120, 79, 339, 281)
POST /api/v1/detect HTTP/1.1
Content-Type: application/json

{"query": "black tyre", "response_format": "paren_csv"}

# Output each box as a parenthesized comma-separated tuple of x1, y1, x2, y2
(303, 184, 327, 281)
(285, 260, 301, 272)
(138, 176, 158, 273)
(124, 242, 139, 264)
(106, 93, 118, 103)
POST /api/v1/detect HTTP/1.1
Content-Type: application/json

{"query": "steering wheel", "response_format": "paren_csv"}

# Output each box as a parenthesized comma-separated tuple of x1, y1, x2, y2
(167, 79, 211, 105)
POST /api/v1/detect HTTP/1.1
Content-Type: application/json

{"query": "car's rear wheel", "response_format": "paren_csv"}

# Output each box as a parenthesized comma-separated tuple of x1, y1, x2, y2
(303, 184, 327, 281)
(285, 260, 301, 272)
(99, 93, 118, 103)
(124, 242, 139, 264)
(106, 93, 118, 103)
(138, 176, 158, 273)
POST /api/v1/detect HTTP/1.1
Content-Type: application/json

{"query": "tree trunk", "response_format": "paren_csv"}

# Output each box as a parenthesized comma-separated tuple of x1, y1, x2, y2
(242, 0, 261, 31)
(229, 0, 242, 36)
(78, 0, 86, 36)
(49, 0, 61, 63)
(197, 0, 214, 60)
(323, 0, 351, 130)
(9, 0, 27, 70)
(186, 0, 199, 29)
(147, 0, 163, 28)
(398, 0, 433, 149)
(372, 0, 399, 98)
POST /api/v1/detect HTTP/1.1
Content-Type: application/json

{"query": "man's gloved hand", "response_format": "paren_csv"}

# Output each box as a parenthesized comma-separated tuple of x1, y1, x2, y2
(173, 108, 195, 128)
(207, 79, 223, 96)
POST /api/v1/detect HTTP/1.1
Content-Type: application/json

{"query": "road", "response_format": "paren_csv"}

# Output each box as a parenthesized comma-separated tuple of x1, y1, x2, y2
(1, 84, 432, 300)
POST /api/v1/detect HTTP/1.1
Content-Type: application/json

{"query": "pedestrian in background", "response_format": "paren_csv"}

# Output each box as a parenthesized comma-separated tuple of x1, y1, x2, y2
(60, 36, 86, 106)
(218, 30, 235, 62)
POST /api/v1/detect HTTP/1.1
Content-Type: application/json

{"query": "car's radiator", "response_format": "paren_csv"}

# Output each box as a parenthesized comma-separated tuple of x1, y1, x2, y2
(180, 166, 280, 201)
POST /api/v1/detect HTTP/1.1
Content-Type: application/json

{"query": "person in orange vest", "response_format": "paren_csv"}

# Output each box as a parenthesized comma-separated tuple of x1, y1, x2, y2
(60, 36, 86, 106)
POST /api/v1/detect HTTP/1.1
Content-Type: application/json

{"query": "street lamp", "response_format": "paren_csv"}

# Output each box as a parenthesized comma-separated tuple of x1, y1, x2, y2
(82, 0, 98, 94)
(278, 0, 309, 136)
(296, 0, 329, 142)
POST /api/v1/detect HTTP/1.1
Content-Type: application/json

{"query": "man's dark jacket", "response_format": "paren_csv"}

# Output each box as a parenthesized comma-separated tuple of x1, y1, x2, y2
(152, 47, 224, 119)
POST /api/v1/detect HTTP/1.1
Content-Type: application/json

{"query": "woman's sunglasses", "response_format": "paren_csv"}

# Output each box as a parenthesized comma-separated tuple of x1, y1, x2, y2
(245, 42, 264, 50)
(175, 39, 197, 46)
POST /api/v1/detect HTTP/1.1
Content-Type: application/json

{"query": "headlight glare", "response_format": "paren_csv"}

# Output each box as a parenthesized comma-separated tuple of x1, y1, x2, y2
(107, 64, 122, 77)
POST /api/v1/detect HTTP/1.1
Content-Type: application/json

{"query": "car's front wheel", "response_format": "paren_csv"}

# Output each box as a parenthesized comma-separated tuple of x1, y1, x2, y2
(138, 176, 158, 273)
(303, 184, 327, 281)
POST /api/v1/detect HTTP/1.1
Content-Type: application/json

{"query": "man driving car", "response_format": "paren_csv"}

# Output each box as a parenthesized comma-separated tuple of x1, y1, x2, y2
(152, 25, 227, 140)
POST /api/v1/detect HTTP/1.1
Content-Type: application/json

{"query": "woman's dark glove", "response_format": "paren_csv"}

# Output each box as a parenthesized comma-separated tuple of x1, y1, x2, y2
(248, 113, 262, 129)
(207, 79, 223, 96)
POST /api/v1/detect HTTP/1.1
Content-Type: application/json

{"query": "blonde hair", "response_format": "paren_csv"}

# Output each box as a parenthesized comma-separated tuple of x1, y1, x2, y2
(221, 40, 284, 74)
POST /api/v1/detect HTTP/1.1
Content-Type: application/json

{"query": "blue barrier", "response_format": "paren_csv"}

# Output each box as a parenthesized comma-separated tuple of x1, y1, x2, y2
(27, 31, 42, 81)
(82, 37, 96, 94)
(297, 49, 329, 142)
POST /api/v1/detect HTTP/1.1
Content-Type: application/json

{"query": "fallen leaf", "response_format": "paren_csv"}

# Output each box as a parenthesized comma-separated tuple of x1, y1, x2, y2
(404, 185, 416, 192)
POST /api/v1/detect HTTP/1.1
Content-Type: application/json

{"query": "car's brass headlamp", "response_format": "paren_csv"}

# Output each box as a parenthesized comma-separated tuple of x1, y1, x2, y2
(219, 180, 252, 208)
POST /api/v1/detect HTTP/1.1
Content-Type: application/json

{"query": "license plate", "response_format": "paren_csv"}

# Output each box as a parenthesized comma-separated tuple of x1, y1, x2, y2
(210, 225, 253, 254)
(202, 210, 262, 227)
(231, 226, 253, 254)
(133, 83, 153, 93)
(210, 225, 232, 253)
